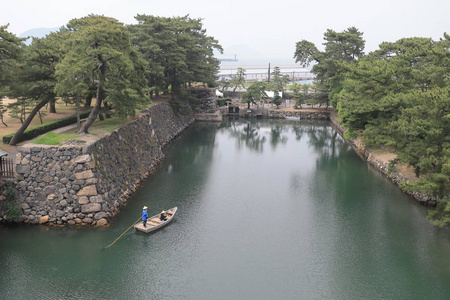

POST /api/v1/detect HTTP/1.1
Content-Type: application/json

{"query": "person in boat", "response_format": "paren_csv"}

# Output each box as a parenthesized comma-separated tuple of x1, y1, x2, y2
(160, 210, 167, 221)
(142, 206, 148, 227)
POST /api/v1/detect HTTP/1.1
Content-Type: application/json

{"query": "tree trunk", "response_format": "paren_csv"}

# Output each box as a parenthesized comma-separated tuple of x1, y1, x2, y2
(76, 91, 81, 131)
(104, 101, 112, 118)
(79, 56, 107, 133)
(84, 96, 92, 107)
(49, 99, 56, 113)
(38, 111, 43, 124)
(0, 115, 7, 127)
(9, 99, 49, 145)
(78, 85, 102, 134)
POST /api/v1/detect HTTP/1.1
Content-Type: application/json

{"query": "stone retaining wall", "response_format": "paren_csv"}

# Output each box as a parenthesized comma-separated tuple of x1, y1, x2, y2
(0, 102, 194, 226)
(219, 106, 331, 119)
(189, 88, 222, 122)
(267, 110, 330, 119)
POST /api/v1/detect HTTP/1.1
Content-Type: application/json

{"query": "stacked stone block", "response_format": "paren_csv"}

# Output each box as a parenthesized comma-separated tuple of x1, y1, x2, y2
(4, 102, 194, 226)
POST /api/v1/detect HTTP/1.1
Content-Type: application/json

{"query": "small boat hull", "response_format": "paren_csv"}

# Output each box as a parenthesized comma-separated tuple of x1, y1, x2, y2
(134, 207, 177, 234)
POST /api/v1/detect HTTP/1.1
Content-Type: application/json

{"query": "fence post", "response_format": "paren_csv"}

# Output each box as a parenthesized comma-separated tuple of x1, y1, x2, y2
(0, 157, 14, 182)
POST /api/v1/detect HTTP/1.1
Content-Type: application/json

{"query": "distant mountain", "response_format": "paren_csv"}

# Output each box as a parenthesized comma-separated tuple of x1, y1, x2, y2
(19, 27, 60, 44)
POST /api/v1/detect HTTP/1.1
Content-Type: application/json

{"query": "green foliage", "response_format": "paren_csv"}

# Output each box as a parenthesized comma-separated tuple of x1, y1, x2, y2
(292, 83, 320, 108)
(294, 27, 365, 109)
(290, 83, 304, 108)
(387, 158, 399, 174)
(273, 91, 282, 108)
(242, 82, 269, 107)
(217, 98, 231, 107)
(343, 129, 358, 140)
(169, 99, 191, 115)
(229, 68, 247, 95)
(169, 89, 196, 115)
(3, 13, 223, 138)
(0, 25, 25, 97)
(10, 31, 65, 104)
(293, 40, 319, 67)
(5, 186, 16, 201)
(336, 33, 450, 226)
(4, 186, 20, 223)
(4, 29, 69, 145)
(0, 99, 7, 126)
(56, 15, 150, 133)
(6, 98, 28, 123)
(2, 110, 91, 144)
(427, 196, 450, 228)
(338, 36, 449, 172)
(129, 15, 222, 97)
(270, 66, 290, 96)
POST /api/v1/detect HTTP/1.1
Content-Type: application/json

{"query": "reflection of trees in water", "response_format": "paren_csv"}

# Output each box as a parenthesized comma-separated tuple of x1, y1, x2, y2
(221, 117, 347, 154)
(289, 120, 352, 198)
(269, 124, 288, 150)
(146, 123, 219, 224)
(223, 118, 267, 153)
(289, 120, 351, 162)
(222, 117, 309, 152)
(164, 123, 218, 172)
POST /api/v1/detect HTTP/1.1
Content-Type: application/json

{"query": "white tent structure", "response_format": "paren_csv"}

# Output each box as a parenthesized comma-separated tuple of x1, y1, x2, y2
(215, 89, 223, 97)
(265, 91, 275, 98)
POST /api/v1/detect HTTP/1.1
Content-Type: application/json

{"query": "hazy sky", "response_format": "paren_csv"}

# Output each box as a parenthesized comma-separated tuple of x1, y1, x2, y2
(1, 0, 448, 64)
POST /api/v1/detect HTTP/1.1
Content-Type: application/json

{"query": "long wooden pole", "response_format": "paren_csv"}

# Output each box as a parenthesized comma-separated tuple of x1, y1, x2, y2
(102, 216, 142, 251)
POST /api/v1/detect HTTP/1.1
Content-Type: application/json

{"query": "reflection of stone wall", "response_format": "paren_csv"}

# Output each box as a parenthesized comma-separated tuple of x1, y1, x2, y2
(2, 102, 194, 226)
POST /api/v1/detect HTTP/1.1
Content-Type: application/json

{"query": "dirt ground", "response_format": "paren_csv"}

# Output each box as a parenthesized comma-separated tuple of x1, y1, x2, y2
(0, 96, 175, 160)
(373, 151, 418, 182)
(1, 98, 83, 155)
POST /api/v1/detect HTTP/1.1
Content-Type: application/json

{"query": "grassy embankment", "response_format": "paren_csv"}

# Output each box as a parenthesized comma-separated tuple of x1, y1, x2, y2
(0, 98, 144, 150)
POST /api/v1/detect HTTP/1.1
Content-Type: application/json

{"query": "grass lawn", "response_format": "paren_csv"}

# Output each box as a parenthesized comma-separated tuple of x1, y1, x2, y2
(32, 132, 79, 145)
(0, 97, 157, 148)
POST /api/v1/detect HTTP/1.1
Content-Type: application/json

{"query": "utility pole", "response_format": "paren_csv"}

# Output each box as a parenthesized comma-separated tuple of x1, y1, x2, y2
(268, 63, 271, 83)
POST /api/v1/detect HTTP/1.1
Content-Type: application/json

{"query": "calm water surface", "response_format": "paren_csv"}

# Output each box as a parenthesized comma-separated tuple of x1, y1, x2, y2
(1, 118, 450, 299)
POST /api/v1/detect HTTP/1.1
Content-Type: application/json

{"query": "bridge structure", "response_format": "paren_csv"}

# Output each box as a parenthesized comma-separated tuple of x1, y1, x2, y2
(217, 65, 314, 83)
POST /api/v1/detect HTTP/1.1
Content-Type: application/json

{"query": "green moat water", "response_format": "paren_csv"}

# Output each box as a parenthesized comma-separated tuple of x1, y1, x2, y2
(1, 118, 450, 299)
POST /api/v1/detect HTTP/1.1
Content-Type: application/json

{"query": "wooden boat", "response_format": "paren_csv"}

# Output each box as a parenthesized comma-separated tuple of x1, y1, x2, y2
(134, 207, 178, 234)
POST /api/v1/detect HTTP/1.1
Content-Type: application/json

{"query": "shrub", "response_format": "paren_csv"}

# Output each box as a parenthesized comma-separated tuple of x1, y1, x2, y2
(222, 91, 234, 98)
(217, 98, 231, 107)
(388, 158, 399, 174)
(2, 110, 91, 144)
(4, 186, 20, 223)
